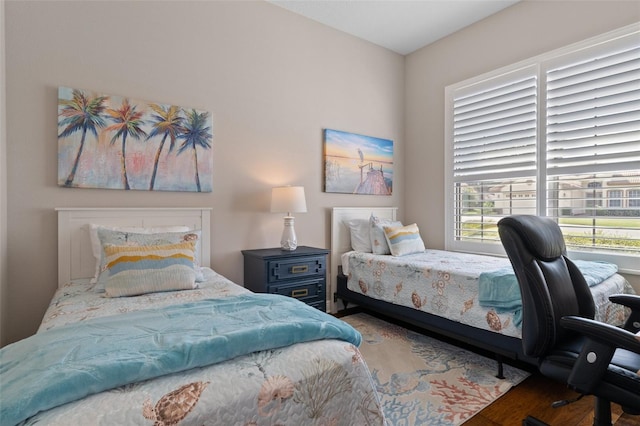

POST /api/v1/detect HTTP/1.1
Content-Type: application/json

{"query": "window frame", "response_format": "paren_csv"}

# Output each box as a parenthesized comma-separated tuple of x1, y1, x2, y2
(445, 23, 640, 274)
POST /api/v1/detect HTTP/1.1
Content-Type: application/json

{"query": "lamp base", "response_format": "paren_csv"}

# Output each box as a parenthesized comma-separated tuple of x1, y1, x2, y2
(280, 216, 298, 251)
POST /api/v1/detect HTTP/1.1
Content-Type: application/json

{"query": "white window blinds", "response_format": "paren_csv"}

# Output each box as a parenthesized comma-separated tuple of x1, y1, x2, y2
(453, 68, 537, 182)
(546, 43, 640, 176)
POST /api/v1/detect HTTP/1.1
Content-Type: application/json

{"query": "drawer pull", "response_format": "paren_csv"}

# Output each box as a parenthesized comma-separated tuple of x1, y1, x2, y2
(291, 265, 309, 274)
(291, 289, 309, 298)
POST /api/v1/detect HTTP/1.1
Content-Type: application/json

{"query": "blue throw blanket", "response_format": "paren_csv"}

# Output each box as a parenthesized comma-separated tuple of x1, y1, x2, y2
(478, 260, 618, 327)
(0, 293, 361, 426)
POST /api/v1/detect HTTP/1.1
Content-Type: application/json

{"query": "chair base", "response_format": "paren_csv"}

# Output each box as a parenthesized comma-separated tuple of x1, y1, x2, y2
(521, 397, 616, 426)
(522, 416, 549, 426)
(593, 397, 612, 426)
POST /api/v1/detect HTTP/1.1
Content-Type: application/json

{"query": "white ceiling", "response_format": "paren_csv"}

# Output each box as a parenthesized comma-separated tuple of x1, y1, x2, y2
(268, 0, 521, 55)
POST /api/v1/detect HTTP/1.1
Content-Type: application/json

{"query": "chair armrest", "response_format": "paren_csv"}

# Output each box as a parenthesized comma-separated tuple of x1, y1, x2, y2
(560, 316, 640, 394)
(610, 294, 640, 333)
(561, 316, 640, 354)
(610, 294, 640, 312)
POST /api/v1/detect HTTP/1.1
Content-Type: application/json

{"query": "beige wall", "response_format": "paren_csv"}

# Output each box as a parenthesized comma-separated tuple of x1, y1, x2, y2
(3, 0, 404, 345)
(404, 0, 640, 289)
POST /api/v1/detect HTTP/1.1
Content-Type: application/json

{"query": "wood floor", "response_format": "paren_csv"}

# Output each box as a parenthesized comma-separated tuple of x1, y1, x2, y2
(467, 372, 640, 426)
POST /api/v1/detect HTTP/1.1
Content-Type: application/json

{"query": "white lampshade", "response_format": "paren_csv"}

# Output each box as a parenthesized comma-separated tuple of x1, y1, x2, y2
(271, 186, 307, 250)
(271, 186, 307, 215)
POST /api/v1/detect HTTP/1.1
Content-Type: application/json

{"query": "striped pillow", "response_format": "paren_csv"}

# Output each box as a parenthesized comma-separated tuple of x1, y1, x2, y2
(103, 241, 197, 297)
(383, 223, 426, 256)
(95, 228, 204, 292)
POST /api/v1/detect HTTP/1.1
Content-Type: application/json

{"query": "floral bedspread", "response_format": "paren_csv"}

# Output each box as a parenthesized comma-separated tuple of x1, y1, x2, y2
(21, 269, 385, 426)
(346, 250, 632, 338)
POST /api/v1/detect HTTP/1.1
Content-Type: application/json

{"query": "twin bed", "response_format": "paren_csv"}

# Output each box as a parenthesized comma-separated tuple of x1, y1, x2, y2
(331, 207, 633, 370)
(1, 208, 385, 426)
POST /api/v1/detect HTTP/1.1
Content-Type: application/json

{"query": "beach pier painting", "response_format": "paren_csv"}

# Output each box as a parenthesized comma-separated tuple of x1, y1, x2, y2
(324, 129, 393, 195)
(57, 87, 213, 192)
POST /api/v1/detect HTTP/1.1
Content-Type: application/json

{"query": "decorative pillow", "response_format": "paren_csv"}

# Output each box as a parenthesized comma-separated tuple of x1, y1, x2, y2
(347, 219, 372, 252)
(95, 228, 203, 290)
(383, 223, 426, 256)
(103, 241, 197, 298)
(369, 214, 402, 255)
(88, 224, 190, 284)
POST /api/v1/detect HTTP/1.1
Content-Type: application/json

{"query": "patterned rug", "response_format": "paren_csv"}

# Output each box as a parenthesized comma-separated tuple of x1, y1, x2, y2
(342, 313, 530, 425)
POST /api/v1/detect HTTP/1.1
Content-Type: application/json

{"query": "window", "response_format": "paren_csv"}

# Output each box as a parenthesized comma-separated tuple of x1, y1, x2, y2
(608, 190, 623, 208)
(630, 189, 640, 208)
(445, 24, 640, 272)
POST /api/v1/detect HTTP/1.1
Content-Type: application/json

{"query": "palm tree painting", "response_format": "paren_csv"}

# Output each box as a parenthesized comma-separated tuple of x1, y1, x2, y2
(178, 109, 212, 193)
(57, 87, 213, 192)
(57, 89, 109, 187)
(146, 104, 184, 191)
(105, 98, 148, 190)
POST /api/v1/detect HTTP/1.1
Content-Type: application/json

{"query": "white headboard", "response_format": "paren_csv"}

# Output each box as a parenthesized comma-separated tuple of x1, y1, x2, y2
(329, 207, 397, 312)
(56, 207, 212, 287)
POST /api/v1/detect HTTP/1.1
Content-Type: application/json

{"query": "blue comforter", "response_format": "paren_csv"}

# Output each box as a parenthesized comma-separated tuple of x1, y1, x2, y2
(478, 260, 618, 327)
(0, 293, 361, 426)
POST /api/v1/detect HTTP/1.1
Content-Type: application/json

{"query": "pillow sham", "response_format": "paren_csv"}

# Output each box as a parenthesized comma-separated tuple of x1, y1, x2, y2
(347, 219, 372, 252)
(88, 224, 190, 284)
(383, 223, 426, 256)
(95, 228, 203, 290)
(103, 241, 197, 298)
(369, 214, 402, 255)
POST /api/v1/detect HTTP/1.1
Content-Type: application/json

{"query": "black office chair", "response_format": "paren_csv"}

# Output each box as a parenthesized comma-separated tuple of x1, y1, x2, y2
(497, 215, 640, 426)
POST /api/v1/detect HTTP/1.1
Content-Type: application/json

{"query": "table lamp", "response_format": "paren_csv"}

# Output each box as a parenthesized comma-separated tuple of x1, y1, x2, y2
(271, 186, 307, 250)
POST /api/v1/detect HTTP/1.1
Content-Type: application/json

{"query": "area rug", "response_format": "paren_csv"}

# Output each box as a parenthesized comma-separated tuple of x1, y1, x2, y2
(342, 313, 530, 425)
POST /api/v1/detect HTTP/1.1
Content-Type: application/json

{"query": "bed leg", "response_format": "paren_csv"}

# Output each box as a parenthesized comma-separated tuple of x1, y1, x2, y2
(495, 355, 505, 379)
(334, 293, 349, 311)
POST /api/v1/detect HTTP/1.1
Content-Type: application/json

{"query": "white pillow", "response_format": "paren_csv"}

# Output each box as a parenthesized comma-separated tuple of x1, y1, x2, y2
(347, 219, 372, 252)
(383, 223, 426, 256)
(369, 214, 402, 255)
(88, 224, 190, 284)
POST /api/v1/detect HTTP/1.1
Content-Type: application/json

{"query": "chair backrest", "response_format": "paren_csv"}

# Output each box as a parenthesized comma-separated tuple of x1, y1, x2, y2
(497, 215, 595, 358)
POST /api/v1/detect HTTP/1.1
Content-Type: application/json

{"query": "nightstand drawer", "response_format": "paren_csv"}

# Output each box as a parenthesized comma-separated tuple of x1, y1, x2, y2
(268, 256, 325, 283)
(270, 279, 324, 304)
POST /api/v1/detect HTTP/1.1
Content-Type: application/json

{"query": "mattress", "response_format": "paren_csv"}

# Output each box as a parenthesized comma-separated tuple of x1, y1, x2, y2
(344, 250, 632, 339)
(8, 268, 385, 426)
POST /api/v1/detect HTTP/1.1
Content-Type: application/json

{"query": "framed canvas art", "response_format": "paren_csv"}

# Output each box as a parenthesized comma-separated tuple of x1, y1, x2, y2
(324, 129, 393, 195)
(58, 87, 213, 192)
